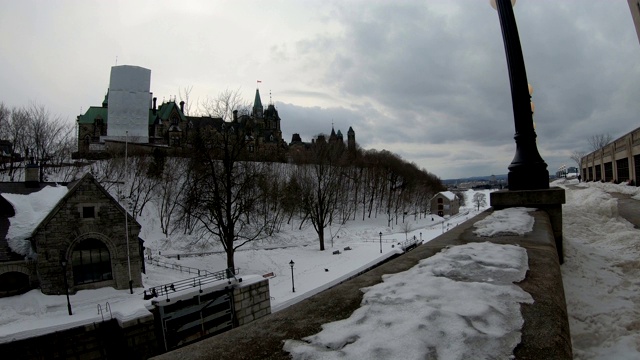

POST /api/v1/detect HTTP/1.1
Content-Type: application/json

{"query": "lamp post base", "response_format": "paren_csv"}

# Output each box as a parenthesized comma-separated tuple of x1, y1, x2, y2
(507, 165, 550, 191)
(490, 187, 565, 263)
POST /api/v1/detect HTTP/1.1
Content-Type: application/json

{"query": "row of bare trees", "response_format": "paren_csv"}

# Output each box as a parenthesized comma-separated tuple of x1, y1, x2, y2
(0, 102, 75, 182)
(2, 95, 444, 274)
(90, 125, 444, 272)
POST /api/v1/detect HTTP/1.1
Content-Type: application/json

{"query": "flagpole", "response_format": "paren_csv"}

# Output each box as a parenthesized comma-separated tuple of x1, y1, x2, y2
(125, 131, 132, 294)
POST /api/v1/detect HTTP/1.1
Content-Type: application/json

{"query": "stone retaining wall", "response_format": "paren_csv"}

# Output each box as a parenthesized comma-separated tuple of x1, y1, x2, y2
(233, 279, 271, 326)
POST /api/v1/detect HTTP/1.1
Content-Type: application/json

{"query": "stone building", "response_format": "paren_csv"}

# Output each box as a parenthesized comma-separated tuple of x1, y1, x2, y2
(0, 169, 143, 297)
(75, 66, 288, 160)
(430, 191, 460, 217)
(580, 126, 640, 184)
(75, 66, 357, 163)
(289, 126, 357, 156)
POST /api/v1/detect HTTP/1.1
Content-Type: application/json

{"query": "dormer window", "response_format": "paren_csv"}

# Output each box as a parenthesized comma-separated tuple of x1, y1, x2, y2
(171, 116, 179, 126)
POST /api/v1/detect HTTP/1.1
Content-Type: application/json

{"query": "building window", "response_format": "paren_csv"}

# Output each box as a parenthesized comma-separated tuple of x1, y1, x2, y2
(616, 158, 629, 182)
(437, 198, 443, 204)
(604, 162, 613, 182)
(83, 206, 95, 218)
(72, 239, 112, 285)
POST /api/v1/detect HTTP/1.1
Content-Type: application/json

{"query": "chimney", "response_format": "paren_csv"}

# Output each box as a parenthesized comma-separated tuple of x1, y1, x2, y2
(180, 101, 185, 114)
(233, 110, 238, 121)
(25, 157, 39, 188)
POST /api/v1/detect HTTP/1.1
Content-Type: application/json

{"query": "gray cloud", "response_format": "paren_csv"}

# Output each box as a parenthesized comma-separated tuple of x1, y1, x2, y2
(1, 0, 639, 179)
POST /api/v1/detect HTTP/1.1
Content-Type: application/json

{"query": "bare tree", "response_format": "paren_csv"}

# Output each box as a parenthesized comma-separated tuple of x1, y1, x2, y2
(570, 150, 586, 168)
(588, 133, 612, 152)
(178, 86, 194, 116)
(1, 106, 29, 180)
(25, 104, 74, 182)
(199, 88, 251, 120)
(155, 157, 188, 237)
(293, 141, 345, 251)
(472, 193, 487, 211)
(181, 97, 269, 272)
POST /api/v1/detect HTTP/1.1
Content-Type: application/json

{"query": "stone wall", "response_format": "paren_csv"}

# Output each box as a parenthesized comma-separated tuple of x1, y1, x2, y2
(233, 279, 271, 326)
(34, 174, 142, 295)
(0, 278, 272, 359)
(0, 314, 159, 360)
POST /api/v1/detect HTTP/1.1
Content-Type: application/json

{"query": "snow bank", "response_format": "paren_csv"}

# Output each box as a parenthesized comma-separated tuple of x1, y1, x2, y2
(283, 242, 533, 360)
(561, 183, 640, 359)
(2, 185, 68, 257)
(473, 207, 535, 237)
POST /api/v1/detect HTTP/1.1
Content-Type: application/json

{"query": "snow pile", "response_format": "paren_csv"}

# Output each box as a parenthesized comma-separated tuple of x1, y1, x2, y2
(2, 185, 68, 257)
(560, 183, 640, 359)
(283, 242, 532, 360)
(473, 207, 535, 237)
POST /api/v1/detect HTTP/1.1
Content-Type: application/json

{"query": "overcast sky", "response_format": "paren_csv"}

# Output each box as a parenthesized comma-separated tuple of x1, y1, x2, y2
(1, 0, 639, 179)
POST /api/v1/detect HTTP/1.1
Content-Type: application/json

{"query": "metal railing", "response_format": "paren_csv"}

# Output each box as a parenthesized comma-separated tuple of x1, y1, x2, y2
(143, 267, 240, 300)
(146, 258, 214, 277)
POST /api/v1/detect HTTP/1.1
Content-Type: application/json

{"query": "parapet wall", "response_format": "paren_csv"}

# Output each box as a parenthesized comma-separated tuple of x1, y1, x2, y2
(152, 209, 573, 360)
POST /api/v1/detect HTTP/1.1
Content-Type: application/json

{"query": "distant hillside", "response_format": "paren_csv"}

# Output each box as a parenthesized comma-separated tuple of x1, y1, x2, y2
(442, 174, 508, 185)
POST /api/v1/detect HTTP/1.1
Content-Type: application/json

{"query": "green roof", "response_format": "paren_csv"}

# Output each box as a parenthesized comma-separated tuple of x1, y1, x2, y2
(77, 106, 107, 124)
(77, 101, 186, 125)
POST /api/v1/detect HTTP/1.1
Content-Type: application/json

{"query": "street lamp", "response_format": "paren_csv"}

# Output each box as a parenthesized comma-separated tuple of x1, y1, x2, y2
(60, 258, 72, 316)
(379, 232, 382, 253)
(491, 0, 549, 190)
(289, 260, 295, 293)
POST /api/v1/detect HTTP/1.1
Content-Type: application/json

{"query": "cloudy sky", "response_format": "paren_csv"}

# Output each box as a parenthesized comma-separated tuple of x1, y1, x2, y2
(1, 0, 639, 179)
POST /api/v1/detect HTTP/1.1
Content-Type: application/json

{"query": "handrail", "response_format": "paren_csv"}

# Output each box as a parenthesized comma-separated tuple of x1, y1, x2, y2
(143, 267, 240, 301)
(146, 258, 214, 276)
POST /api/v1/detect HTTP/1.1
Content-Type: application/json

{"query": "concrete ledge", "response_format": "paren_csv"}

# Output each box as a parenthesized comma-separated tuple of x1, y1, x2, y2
(151, 210, 572, 360)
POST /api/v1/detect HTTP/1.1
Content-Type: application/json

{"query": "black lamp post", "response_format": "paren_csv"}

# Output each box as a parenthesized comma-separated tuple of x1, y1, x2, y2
(492, 0, 549, 190)
(378, 232, 382, 253)
(289, 260, 295, 293)
(60, 258, 72, 316)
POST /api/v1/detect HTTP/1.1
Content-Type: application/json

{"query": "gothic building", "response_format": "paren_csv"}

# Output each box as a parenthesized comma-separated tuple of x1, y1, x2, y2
(289, 125, 356, 155)
(74, 66, 354, 161)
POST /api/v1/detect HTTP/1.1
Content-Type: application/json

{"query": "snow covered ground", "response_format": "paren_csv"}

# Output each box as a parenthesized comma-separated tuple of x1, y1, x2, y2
(561, 180, 640, 360)
(1, 181, 639, 360)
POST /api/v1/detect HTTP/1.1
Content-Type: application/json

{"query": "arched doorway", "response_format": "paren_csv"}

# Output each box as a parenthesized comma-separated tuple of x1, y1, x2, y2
(72, 238, 113, 285)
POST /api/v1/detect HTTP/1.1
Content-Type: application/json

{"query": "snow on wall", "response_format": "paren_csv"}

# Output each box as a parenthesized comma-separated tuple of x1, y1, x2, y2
(106, 65, 151, 143)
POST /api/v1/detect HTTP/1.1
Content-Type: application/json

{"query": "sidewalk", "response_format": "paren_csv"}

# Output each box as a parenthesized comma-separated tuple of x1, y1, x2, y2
(610, 192, 640, 229)
(567, 183, 640, 229)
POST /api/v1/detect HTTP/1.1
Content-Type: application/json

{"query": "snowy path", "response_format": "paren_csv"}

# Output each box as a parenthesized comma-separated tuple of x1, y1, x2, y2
(561, 184, 640, 359)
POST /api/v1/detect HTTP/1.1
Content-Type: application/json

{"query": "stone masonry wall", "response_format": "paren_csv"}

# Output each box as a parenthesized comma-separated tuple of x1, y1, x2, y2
(233, 279, 271, 326)
(35, 176, 142, 295)
(0, 314, 160, 360)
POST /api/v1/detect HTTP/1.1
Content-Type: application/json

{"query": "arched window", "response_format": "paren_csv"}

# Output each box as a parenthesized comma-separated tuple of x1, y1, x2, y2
(72, 239, 112, 285)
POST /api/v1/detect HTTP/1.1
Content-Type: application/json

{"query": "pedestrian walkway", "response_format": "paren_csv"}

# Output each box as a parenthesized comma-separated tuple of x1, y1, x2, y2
(566, 184, 640, 229)
(610, 192, 640, 229)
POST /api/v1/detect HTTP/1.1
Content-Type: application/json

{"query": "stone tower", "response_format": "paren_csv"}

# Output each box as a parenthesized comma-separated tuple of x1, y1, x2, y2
(347, 126, 356, 152)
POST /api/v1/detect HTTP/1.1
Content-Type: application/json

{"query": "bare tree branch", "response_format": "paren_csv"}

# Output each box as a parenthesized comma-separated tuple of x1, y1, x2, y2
(587, 133, 612, 152)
